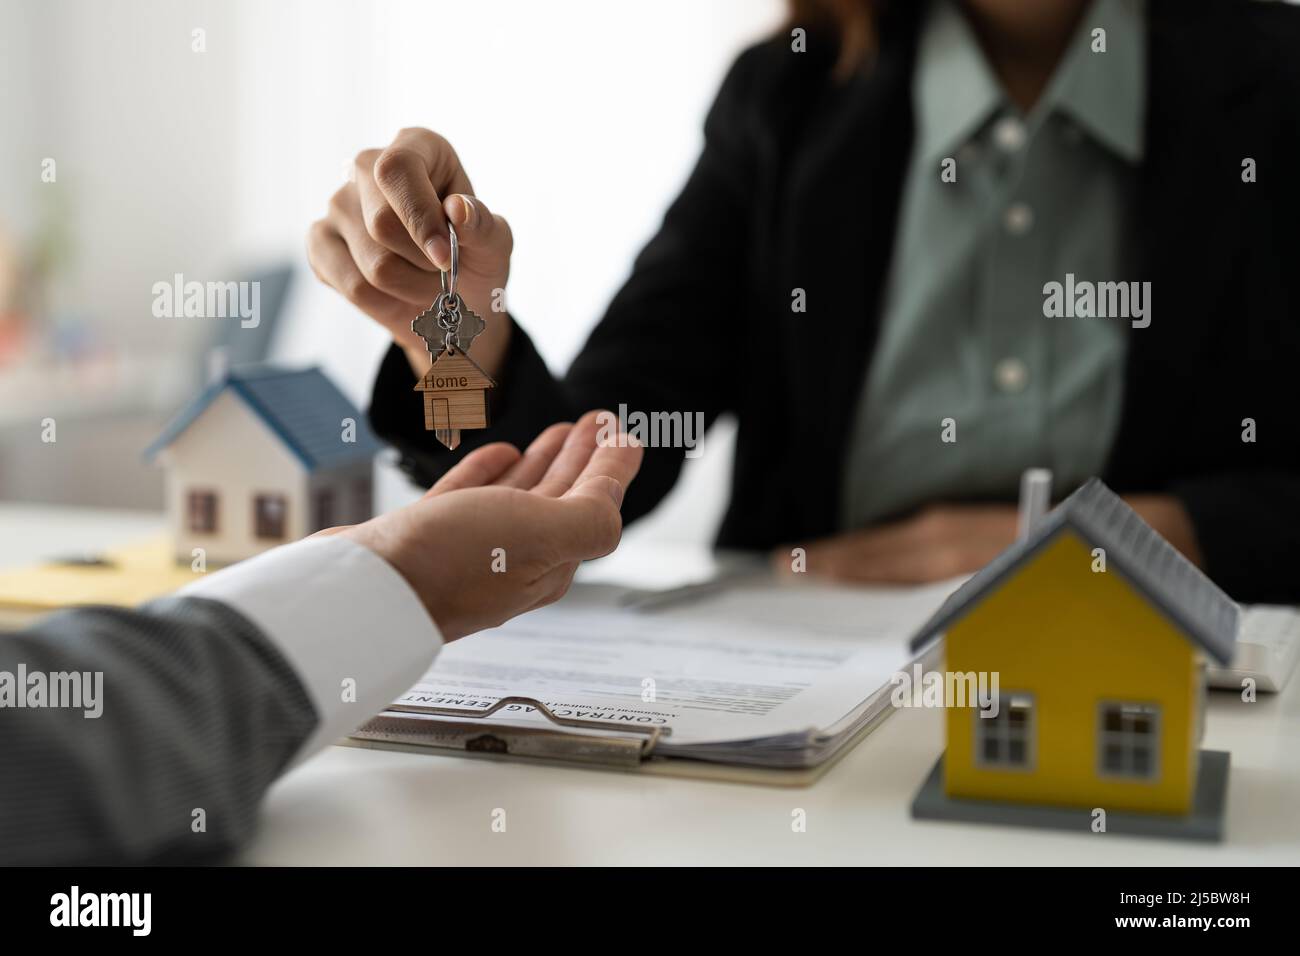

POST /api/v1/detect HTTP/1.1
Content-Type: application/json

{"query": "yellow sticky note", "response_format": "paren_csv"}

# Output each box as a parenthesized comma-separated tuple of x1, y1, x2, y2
(0, 536, 196, 615)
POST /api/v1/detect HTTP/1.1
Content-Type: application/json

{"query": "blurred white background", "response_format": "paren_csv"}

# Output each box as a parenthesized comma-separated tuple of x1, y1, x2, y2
(0, 0, 782, 541)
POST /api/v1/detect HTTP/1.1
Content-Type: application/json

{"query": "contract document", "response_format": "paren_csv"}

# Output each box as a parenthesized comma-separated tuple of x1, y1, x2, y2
(366, 572, 961, 769)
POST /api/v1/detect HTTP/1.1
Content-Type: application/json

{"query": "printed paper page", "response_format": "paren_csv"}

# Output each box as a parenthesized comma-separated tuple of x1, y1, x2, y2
(387, 577, 959, 747)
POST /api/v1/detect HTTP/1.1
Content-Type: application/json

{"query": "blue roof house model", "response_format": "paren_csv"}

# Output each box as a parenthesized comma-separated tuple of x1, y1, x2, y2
(146, 366, 382, 565)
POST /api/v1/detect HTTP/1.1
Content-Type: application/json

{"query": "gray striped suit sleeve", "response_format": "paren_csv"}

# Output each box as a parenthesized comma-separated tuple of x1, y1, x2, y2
(0, 596, 318, 865)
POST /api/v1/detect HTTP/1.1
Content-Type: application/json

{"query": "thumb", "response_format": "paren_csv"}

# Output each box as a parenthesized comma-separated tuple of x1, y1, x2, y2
(551, 476, 626, 561)
(444, 194, 512, 262)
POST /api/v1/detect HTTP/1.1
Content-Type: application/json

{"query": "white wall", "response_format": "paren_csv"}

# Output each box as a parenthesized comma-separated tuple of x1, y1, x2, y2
(0, 0, 243, 352)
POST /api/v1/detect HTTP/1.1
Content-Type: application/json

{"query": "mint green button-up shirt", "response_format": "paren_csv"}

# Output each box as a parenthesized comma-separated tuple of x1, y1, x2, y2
(840, 0, 1145, 528)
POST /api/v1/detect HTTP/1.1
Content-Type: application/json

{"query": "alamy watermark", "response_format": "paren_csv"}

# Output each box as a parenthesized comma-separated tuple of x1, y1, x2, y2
(152, 273, 260, 328)
(1042, 273, 1150, 329)
(890, 663, 1000, 717)
(50, 886, 150, 935)
(0, 665, 103, 718)
(596, 404, 704, 458)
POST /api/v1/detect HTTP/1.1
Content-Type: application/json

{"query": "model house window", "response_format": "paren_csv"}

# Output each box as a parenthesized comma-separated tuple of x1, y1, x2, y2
(974, 693, 1035, 769)
(313, 489, 335, 531)
(254, 494, 287, 540)
(352, 478, 372, 520)
(187, 490, 218, 533)
(1098, 702, 1160, 779)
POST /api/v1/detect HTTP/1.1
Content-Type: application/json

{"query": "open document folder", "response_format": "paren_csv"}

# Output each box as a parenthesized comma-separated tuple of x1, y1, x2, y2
(350, 572, 961, 783)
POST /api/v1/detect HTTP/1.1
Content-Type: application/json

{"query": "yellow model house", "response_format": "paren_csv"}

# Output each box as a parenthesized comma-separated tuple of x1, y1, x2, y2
(908, 478, 1237, 841)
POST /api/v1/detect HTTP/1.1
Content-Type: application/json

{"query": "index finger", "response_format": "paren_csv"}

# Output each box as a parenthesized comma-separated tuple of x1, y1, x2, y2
(530, 410, 609, 498)
(564, 426, 644, 501)
(372, 128, 473, 270)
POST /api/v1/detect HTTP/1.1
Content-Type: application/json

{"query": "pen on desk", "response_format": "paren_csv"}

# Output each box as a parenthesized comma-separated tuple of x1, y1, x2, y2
(618, 577, 738, 612)
(51, 555, 116, 568)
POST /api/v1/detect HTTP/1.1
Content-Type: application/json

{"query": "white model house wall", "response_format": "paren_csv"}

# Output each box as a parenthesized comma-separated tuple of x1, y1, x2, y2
(160, 390, 309, 565)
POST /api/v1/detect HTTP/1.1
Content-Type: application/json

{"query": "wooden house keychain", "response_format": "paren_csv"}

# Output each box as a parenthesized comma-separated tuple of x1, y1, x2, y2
(411, 222, 496, 449)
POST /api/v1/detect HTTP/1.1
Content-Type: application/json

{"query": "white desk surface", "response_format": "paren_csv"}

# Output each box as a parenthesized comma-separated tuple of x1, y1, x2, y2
(4, 503, 1299, 865)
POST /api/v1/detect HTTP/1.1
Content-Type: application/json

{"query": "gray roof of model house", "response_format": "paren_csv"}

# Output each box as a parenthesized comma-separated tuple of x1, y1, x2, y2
(908, 478, 1239, 665)
(145, 366, 382, 470)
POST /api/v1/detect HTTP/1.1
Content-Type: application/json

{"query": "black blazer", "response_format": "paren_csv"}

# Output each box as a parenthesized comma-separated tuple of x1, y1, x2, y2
(371, 0, 1300, 604)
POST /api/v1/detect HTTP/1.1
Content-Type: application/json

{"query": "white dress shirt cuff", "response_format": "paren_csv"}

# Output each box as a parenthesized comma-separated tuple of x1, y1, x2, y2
(180, 535, 440, 763)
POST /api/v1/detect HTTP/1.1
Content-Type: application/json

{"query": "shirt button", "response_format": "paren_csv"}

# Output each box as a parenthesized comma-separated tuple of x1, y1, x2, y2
(1003, 201, 1034, 235)
(994, 357, 1029, 394)
(992, 116, 1027, 152)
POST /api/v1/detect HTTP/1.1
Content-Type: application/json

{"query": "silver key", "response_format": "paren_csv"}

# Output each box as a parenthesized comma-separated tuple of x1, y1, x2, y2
(451, 301, 486, 350)
(413, 295, 484, 354)
(411, 221, 486, 354)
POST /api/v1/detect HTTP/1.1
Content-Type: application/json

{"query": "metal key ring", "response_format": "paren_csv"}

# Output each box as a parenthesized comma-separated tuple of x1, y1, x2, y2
(432, 290, 459, 321)
(439, 221, 459, 299)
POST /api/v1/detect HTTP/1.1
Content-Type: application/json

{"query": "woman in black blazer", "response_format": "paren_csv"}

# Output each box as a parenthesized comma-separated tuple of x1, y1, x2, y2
(308, 0, 1300, 603)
